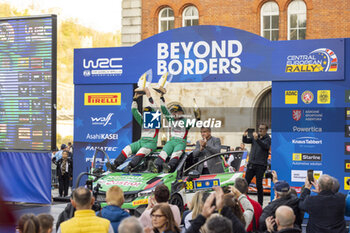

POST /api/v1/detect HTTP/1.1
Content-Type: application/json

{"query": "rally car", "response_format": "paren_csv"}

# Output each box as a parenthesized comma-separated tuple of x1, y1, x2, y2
(81, 149, 246, 216)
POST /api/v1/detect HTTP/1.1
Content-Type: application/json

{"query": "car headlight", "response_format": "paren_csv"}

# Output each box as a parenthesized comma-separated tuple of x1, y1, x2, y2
(137, 188, 155, 197)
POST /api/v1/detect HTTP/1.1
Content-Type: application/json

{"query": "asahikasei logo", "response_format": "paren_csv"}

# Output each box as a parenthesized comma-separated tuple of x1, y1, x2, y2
(285, 48, 338, 73)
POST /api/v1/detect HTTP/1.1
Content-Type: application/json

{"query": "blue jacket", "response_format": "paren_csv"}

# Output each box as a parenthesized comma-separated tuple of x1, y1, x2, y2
(96, 205, 130, 233)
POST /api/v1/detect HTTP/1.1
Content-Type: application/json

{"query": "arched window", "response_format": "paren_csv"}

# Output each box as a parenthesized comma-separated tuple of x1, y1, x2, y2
(256, 88, 271, 131)
(288, 0, 307, 40)
(261, 1, 279, 41)
(159, 7, 174, 33)
(182, 6, 199, 27)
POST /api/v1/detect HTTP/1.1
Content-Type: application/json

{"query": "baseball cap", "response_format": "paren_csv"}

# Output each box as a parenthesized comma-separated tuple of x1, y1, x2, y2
(61, 144, 67, 150)
(274, 180, 290, 192)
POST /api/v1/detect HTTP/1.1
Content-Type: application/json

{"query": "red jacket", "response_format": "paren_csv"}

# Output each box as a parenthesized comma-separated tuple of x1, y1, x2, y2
(244, 195, 263, 232)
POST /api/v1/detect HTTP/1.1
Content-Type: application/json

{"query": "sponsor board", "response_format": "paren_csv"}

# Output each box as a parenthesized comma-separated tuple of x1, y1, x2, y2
(292, 153, 322, 162)
(285, 90, 298, 104)
(84, 93, 121, 106)
(292, 137, 322, 145)
(86, 133, 118, 140)
(301, 91, 314, 104)
(292, 126, 322, 132)
(292, 110, 301, 121)
(317, 90, 330, 104)
(345, 90, 350, 103)
(344, 177, 350, 190)
(291, 170, 323, 182)
(83, 57, 123, 77)
(345, 160, 350, 172)
(346, 107, 350, 120)
(85, 146, 117, 152)
(346, 125, 350, 137)
(91, 113, 114, 126)
(345, 142, 350, 155)
(285, 48, 338, 73)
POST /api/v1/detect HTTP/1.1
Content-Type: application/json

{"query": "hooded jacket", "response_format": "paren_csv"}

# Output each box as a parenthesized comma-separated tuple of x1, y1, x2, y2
(97, 205, 130, 233)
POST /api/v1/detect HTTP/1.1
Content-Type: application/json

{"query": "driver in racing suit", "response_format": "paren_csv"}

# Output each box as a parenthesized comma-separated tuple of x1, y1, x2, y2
(153, 95, 199, 173)
(106, 87, 159, 171)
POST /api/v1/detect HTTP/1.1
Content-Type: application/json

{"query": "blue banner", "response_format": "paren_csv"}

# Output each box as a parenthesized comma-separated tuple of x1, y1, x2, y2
(0, 152, 51, 204)
(73, 84, 134, 184)
(74, 26, 344, 84)
(271, 39, 350, 193)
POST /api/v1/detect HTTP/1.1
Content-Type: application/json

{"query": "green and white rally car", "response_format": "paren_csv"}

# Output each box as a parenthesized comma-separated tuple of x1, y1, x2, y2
(85, 150, 246, 216)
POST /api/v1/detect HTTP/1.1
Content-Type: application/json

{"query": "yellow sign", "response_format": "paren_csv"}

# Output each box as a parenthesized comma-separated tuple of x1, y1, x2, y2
(292, 153, 302, 161)
(344, 177, 350, 190)
(285, 90, 298, 104)
(186, 181, 193, 190)
(132, 198, 148, 206)
(317, 90, 330, 104)
(313, 172, 322, 180)
(84, 93, 121, 106)
(346, 163, 350, 169)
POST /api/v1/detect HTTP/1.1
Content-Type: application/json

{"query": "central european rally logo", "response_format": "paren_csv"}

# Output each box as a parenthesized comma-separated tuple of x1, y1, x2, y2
(285, 48, 338, 73)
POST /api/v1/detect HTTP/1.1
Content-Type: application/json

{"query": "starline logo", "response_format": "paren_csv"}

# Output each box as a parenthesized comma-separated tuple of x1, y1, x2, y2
(91, 113, 114, 126)
(84, 93, 121, 106)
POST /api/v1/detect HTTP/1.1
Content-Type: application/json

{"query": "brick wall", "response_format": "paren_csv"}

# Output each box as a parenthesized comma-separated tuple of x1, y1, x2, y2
(141, 0, 350, 40)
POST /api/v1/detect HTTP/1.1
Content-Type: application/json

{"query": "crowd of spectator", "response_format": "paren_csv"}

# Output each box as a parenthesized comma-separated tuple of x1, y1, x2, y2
(14, 171, 349, 233)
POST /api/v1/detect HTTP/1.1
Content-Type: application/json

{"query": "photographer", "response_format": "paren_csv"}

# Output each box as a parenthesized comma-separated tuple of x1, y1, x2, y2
(243, 124, 271, 206)
(259, 181, 302, 231)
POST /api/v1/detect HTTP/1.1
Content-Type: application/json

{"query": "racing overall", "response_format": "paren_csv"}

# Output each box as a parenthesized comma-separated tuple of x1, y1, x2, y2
(154, 97, 190, 172)
(113, 98, 159, 168)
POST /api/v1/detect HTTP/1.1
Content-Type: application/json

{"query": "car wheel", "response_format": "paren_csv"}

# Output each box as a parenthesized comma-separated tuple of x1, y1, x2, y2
(169, 193, 184, 214)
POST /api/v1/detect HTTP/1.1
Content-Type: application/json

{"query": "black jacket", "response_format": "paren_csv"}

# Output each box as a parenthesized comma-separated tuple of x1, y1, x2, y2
(243, 134, 271, 166)
(259, 194, 303, 231)
(56, 158, 73, 177)
(277, 228, 302, 233)
(185, 206, 246, 233)
(299, 188, 346, 233)
(56, 203, 75, 230)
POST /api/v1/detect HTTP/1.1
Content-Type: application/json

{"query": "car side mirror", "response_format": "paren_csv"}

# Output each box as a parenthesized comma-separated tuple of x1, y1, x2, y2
(188, 170, 200, 180)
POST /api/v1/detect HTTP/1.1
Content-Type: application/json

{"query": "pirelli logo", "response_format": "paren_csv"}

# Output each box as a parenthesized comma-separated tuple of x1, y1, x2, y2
(84, 93, 121, 106)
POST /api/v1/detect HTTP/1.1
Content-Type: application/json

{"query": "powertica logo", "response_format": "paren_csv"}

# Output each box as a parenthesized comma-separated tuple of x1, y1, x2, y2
(285, 48, 338, 73)
(84, 93, 121, 106)
(157, 40, 242, 76)
(83, 57, 123, 77)
(91, 113, 114, 126)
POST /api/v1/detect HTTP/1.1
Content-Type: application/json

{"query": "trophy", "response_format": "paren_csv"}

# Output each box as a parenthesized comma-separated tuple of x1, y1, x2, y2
(135, 69, 153, 94)
(153, 72, 173, 95)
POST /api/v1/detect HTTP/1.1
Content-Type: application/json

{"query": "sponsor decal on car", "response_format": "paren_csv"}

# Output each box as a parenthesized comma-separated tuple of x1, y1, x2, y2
(132, 198, 148, 206)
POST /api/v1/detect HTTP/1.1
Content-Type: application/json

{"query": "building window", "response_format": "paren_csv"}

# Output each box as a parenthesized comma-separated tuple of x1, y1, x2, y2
(288, 0, 307, 40)
(256, 88, 271, 131)
(159, 7, 174, 33)
(261, 1, 279, 41)
(182, 6, 199, 27)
